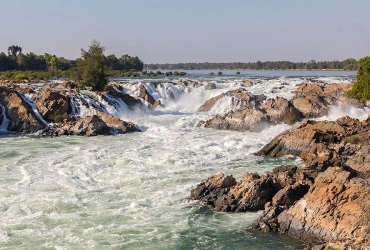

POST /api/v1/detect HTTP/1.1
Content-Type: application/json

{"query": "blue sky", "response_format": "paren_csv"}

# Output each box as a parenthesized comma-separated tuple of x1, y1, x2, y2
(1, 0, 369, 63)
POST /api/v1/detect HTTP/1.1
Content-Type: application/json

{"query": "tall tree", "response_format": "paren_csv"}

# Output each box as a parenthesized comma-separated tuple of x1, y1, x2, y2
(75, 40, 107, 91)
(8, 45, 22, 60)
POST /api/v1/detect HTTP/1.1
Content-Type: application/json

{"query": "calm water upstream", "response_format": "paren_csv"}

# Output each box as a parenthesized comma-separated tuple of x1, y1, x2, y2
(1, 70, 366, 249)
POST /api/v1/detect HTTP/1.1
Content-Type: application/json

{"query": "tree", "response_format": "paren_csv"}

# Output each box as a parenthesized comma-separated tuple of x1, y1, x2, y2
(347, 56, 370, 100)
(8, 45, 22, 60)
(75, 40, 107, 91)
(45, 53, 59, 72)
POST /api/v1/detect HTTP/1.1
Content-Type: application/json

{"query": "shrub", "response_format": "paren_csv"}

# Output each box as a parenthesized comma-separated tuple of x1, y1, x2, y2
(346, 56, 370, 100)
(218, 71, 222, 75)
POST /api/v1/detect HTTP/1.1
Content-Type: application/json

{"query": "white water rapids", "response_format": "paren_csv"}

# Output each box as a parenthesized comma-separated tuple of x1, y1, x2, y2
(0, 71, 365, 249)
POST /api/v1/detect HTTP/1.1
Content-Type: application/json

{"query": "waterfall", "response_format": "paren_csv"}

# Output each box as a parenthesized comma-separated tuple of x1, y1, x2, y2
(17, 92, 50, 126)
(0, 104, 10, 131)
(99, 94, 131, 119)
(69, 94, 97, 118)
(209, 96, 242, 114)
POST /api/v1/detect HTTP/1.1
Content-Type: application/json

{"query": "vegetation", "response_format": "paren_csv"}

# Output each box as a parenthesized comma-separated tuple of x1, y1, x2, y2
(74, 40, 107, 91)
(346, 56, 370, 100)
(0, 43, 144, 82)
(145, 58, 359, 71)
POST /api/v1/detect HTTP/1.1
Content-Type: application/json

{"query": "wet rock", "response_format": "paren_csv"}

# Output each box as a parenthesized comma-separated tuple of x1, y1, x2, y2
(260, 97, 302, 125)
(95, 111, 140, 134)
(139, 84, 157, 107)
(104, 85, 143, 111)
(192, 116, 370, 248)
(244, 80, 253, 87)
(0, 87, 45, 132)
(198, 88, 265, 112)
(34, 89, 71, 122)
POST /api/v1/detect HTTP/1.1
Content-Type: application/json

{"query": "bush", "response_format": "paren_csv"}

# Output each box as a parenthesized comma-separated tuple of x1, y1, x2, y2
(218, 71, 222, 75)
(346, 56, 370, 100)
(236, 71, 240, 74)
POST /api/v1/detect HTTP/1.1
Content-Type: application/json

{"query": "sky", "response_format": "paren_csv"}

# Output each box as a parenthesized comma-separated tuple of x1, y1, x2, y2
(1, 0, 369, 63)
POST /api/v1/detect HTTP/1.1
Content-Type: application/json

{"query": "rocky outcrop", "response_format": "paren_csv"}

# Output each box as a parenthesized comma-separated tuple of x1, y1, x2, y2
(198, 83, 365, 133)
(197, 88, 301, 132)
(34, 90, 71, 122)
(0, 84, 141, 136)
(191, 116, 370, 249)
(42, 81, 78, 90)
(292, 83, 365, 118)
(104, 85, 143, 111)
(0, 87, 46, 132)
(198, 88, 265, 112)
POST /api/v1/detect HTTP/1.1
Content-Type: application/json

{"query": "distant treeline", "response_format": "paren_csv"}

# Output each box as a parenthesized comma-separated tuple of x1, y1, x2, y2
(145, 59, 359, 71)
(0, 45, 144, 72)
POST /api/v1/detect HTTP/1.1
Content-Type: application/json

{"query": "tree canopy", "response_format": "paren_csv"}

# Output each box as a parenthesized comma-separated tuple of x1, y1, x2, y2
(346, 56, 370, 100)
(145, 59, 359, 71)
(75, 40, 107, 91)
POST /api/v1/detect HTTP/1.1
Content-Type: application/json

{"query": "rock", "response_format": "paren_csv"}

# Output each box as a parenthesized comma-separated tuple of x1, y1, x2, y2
(205, 82, 216, 90)
(291, 83, 363, 118)
(34, 90, 71, 122)
(278, 167, 369, 248)
(260, 97, 302, 125)
(198, 91, 301, 132)
(139, 84, 156, 106)
(201, 108, 269, 132)
(192, 116, 370, 248)
(104, 85, 143, 111)
(244, 80, 253, 87)
(68, 115, 111, 136)
(42, 81, 78, 90)
(198, 88, 265, 112)
(0, 87, 46, 132)
(95, 111, 140, 134)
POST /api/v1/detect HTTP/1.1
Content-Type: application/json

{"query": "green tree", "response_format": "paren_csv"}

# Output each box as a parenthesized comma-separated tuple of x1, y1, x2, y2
(8, 45, 22, 60)
(75, 40, 107, 91)
(347, 56, 370, 100)
(45, 53, 59, 72)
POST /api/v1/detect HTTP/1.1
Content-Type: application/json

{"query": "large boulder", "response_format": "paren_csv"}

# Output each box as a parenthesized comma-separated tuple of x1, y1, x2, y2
(198, 91, 301, 132)
(200, 108, 269, 132)
(34, 90, 71, 122)
(291, 83, 364, 118)
(260, 97, 301, 125)
(95, 111, 140, 134)
(198, 88, 265, 112)
(278, 167, 369, 248)
(0, 87, 46, 132)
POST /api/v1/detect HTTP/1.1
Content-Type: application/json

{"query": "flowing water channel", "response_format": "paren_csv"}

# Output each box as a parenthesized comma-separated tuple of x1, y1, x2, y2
(0, 70, 365, 249)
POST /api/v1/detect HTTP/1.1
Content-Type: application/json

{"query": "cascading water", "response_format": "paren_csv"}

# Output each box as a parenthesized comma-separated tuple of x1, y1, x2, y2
(0, 103, 10, 131)
(1, 71, 363, 249)
(17, 92, 49, 126)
